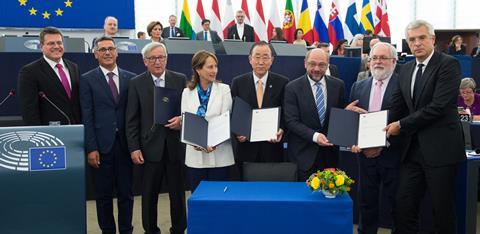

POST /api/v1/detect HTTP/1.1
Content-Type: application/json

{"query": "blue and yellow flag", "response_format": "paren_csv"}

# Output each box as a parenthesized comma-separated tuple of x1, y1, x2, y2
(360, 0, 374, 33)
(0, 0, 134, 28)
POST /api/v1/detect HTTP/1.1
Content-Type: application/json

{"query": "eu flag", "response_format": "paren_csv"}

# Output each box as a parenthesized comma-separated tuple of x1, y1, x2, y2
(29, 147, 67, 171)
(0, 0, 134, 29)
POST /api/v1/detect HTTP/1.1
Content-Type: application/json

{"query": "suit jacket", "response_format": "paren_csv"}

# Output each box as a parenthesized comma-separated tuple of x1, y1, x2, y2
(227, 24, 255, 42)
(161, 26, 184, 38)
(181, 82, 235, 168)
(125, 70, 187, 163)
(349, 74, 402, 168)
(80, 67, 136, 154)
(388, 51, 465, 166)
(230, 71, 289, 162)
(329, 64, 340, 79)
(17, 57, 81, 125)
(195, 30, 222, 44)
(284, 75, 346, 171)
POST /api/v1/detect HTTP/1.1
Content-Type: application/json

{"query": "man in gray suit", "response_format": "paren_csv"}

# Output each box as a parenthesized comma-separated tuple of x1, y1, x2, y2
(195, 19, 222, 44)
(125, 42, 187, 234)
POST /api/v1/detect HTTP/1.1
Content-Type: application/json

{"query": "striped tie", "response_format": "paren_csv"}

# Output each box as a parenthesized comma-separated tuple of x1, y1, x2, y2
(315, 82, 326, 126)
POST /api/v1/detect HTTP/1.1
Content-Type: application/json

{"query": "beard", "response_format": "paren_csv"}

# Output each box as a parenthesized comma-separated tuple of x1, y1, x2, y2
(371, 66, 394, 80)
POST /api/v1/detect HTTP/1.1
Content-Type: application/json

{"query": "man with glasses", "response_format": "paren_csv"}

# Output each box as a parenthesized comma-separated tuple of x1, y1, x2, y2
(227, 10, 255, 42)
(231, 41, 289, 174)
(80, 36, 136, 234)
(348, 42, 402, 234)
(161, 15, 184, 38)
(125, 42, 187, 234)
(18, 26, 81, 125)
(284, 48, 346, 181)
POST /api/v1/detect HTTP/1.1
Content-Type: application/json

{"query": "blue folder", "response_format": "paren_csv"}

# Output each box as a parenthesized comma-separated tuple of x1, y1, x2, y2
(154, 87, 180, 125)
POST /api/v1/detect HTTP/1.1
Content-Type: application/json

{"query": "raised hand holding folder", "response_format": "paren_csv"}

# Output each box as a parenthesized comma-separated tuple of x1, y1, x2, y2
(181, 111, 230, 149)
(154, 87, 180, 125)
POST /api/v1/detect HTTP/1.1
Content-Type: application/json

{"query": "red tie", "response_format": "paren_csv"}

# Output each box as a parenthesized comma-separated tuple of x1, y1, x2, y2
(55, 63, 71, 99)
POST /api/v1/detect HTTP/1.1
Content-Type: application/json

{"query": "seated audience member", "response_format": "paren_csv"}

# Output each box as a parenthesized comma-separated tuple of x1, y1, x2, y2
(195, 19, 222, 44)
(162, 15, 184, 38)
(317, 43, 340, 78)
(292, 29, 310, 46)
(147, 21, 163, 43)
(332, 39, 348, 56)
(103, 16, 119, 37)
(448, 35, 466, 55)
(356, 59, 371, 82)
(458, 77, 480, 120)
(137, 31, 146, 39)
(472, 40, 480, 57)
(270, 27, 286, 42)
(350, 34, 364, 49)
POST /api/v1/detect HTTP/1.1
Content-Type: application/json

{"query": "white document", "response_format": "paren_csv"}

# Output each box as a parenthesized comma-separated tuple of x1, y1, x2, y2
(357, 110, 388, 149)
(250, 107, 280, 142)
(207, 111, 231, 147)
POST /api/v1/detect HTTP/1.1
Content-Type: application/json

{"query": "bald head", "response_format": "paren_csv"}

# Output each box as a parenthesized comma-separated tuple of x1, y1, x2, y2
(305, 49, 330, 81)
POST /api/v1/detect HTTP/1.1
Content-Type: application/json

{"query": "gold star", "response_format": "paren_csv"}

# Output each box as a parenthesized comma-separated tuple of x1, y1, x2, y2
(29, 7, 37, 15)
(55, 8, 63, 16)
(18, 0, 27, 6)
(64, 0, 73, 7)
(42, 11, 51, 19)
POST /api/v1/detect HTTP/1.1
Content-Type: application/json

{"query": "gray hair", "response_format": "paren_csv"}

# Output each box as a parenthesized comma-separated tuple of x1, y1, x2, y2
(369, 42, 398, 60)
(141, 42, 168, 59)
(460, 77, 476, 90)
(350, 34, 364, 46)
(405, 19, 435, 39)
(104, 16, 118, 25)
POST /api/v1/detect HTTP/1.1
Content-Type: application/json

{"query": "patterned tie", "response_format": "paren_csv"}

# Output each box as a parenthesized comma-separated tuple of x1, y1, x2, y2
(107, 72, 119, 103)
(315, 82, 326, 126)
(154, 78, 162, 87)
(413, 63, 425, 100)
(369, 80, 383, 112)
(256, 79, 264, 108)
(204, 31, 208, 41)
(55, 63, 71, 99)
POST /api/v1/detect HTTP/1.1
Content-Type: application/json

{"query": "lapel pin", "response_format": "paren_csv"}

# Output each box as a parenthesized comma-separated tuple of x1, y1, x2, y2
(269, 85, 272, 88)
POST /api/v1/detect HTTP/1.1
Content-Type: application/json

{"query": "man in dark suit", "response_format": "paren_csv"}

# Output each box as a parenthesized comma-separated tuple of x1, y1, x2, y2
(284, 48, 346, 181)
(80, 36, 136, 234)
(231, 41, 289, 166)
(227, 10, 255, 42)
(385, 20, 465, 234)
(195, 19, 222, 44)
(349, 42, 402, 234)
(17, 26, 81, 125)
(161, 15, 184, 38)
(125, 42, 187, 234)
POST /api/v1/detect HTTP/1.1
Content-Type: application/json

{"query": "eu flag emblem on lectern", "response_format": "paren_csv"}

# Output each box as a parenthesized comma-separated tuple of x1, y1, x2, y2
(29, 147, 67, 171)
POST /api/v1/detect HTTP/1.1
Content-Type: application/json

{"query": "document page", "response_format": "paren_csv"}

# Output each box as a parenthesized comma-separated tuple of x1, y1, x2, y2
(250, 107, 280, 142)
(207, 111, 231, 147)
(357, 110, 388, 149)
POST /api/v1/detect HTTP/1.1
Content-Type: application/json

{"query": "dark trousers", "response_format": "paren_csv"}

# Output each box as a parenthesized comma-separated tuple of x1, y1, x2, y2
(187, 166, 230, 192)
(298, 150, 338, 182)
(141, 146, 186, 234)
(92, 136, 133, 234)
(393, 140, 458, 234)
(358, 159, 399, 234)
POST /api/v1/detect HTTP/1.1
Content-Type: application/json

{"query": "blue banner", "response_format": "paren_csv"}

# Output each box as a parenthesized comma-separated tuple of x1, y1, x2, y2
(29, 147, 67, 171)
(0, 0, 134, 29)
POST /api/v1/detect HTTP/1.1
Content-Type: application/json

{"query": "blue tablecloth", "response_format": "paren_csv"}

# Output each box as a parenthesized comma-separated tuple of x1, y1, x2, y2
(188, 181, 353, 234)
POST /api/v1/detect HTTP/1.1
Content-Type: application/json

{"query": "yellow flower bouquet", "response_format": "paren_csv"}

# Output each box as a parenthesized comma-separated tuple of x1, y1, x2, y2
(306, 168, 354, 198)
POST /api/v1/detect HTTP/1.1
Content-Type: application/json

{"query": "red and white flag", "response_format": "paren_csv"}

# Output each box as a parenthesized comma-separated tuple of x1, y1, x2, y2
(267, 0, 281, 40)
(241, 0, 252, 25)
(374, 0, 391, 36)
(210, 0, 223, 39)
(193, 0, 206, 36)
(222, 0, 235, 39)
(253, 0, 267, 41)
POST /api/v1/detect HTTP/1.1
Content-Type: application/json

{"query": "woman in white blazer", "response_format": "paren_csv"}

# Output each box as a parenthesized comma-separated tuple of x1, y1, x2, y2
(181, 50, 234, 192)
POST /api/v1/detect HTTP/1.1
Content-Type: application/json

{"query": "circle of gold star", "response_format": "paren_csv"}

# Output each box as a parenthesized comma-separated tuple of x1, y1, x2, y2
(17, 0, 73, 20)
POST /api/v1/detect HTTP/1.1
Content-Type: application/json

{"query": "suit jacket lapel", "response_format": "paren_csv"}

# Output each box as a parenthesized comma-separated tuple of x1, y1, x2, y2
(95, 67, 117, 105)
(360, 78, 373, 110)
(262, 73, 274, 107)
(40, 58, 70, 100)
(205, 82, 218, 115)
(302, 75, 321, 124)
(403, 62, 416, 110)
(381, 75, 397, 109)
(414, 52, 440, 108)
(247, 73, 260, 108)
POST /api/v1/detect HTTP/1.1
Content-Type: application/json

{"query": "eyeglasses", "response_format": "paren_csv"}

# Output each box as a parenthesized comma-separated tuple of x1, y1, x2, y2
(368, 56, 395, 62)
(307, 62, 328, 69)
(96, 47, 117, 53)
(146, 56, 167, 63)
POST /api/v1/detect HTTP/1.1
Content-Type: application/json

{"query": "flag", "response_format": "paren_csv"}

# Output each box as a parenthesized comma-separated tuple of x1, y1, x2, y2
(374, 0, 391, 36)
(192, 0, 206, 39)
(29, 147, 66, 171)
(267, 0, 281, 40)
(179, 0, 194, 39)
(253, 0, 267, 41)
(282, 0, 296, 43)
(360, 0, 374, 33)
(0, 0, 134, 28)
(328, 0, 345, 48)
(298, 0, 313, 44)
(313, 0, 329, 43)
(241, 0, 252, 25)
(344, 0, 361, 40)
(222, 0, 235, 39)
(210, 0, 223, 39)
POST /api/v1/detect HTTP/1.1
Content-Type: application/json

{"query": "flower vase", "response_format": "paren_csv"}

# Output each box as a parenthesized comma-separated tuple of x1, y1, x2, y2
(321, 189, 336, 198)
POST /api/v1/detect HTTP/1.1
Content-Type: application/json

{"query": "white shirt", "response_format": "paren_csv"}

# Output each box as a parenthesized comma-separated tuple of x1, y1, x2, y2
(236, 23, 245, 39)
(203, 31, 211, 41)
(43, 55, 71, 88)
(99, 65, 120, 93)
(307, 75, 328, 143)
(253, 71, 268, 93)
(151, 71, 166, 87)
(368, 75, 392, 110)
(410, 50, 434, 97)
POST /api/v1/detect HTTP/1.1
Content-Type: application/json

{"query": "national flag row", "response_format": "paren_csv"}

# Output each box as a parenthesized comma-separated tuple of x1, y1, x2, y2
(178, 0, 390, 48)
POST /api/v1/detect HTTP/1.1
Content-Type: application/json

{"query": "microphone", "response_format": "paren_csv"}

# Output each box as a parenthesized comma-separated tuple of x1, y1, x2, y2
(38, 91, 71, 125)
(0, 89, 15, 108)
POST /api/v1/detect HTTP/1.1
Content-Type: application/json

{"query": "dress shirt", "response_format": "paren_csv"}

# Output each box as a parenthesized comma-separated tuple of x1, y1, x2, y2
(151, 71, 166, 87)
(236, 23, 245, 39)
(368, 75, 392, 110)
(43, 55, 71, 88)
(99, 65, 120, 93)
(308, 75, 327, 143)
(253, 71, 268, 93)
(410, 50, 434, 97)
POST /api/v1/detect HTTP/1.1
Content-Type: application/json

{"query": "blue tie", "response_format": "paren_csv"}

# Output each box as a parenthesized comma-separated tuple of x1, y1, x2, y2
(170, 27, 174, 37)
(204, 31, 208, 41)
(315, 82, 326, 126)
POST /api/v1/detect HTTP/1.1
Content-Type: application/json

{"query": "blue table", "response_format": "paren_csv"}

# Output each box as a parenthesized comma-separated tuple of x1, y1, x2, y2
(187, 181, 353, 234)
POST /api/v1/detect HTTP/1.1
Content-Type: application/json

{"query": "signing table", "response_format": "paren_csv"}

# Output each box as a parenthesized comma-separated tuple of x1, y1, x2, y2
(187, 181, 353, 234)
